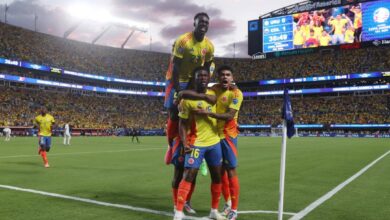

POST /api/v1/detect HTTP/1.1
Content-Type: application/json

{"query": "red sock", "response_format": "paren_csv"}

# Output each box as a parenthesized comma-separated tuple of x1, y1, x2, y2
(221, 171, 230, 202)
(229, 176, 240, 210)
(211, 183, 222, 209)
(166, 118, 178, 146)
(172, 188, 178, 206)
(41, 151, 48, 164)
(186, 182, 195, 202)
(176, 180, 192, 211)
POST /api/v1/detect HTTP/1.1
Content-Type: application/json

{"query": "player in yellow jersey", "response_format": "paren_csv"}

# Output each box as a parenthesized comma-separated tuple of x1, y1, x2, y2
(191, 66, 242, 220)
(173, 67, 224, 220)
(164, 12, 214, 215)
(34, 106, 55, 168)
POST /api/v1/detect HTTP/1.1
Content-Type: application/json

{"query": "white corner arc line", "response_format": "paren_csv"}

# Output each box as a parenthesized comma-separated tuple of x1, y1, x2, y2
(290, 150, 390, 220)
(0, 184, 203, 220)
(0, 184, 295, 219)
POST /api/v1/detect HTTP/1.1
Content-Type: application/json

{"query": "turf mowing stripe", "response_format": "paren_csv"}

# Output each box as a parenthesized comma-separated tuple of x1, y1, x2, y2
(0, 147, 166, 159)
(290, 150, 390, 220)
(0, 184, 205, 220)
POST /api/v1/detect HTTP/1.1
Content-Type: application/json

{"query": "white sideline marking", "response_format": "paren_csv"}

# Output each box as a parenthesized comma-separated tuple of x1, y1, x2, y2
(0, 147, 165, 159)
(238, 210, 296, 216)
(0, 184, 294, 219)
(290, 150, 390, 220)
(0, 184, 204, 220)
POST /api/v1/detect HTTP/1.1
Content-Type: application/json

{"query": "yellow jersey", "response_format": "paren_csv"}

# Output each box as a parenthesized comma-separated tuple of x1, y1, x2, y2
(319, 35, 332, 46)
(178, 89, 219, 147)
(172, 32, 214, 83)
(35, 114, 55, 136)
(344, 30, 354, 43)
(294, 29, 305, 45)
(313, 26, 323, 39)
(213, 85, 243, 139)
(354, 12, 362, 29)
(329, 19, 348, 35)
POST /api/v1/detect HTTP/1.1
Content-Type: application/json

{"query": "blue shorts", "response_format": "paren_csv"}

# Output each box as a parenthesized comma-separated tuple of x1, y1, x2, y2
(39, 136, 52, 151)
(171, 139, 185, 167)
(221, 136, 238, 168)
(163, 81, 188, 109)
(185, 142, 222, 169)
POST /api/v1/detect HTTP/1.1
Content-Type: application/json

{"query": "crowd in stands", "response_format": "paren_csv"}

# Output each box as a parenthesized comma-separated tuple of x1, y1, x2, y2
(1, 23, 389, 83)
(0, 86, 165, 129)
(240, 94, 390, 125)
(1, 84, 388, 129)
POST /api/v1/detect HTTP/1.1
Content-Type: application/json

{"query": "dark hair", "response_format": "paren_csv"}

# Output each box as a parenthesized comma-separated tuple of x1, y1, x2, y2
(194, 12, 209, 21)
(192, 66, 210, 77)
(217, 65, 234, 76)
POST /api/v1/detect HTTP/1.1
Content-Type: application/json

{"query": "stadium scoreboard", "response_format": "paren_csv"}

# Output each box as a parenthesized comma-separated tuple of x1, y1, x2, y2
(248, 0, 390, 58)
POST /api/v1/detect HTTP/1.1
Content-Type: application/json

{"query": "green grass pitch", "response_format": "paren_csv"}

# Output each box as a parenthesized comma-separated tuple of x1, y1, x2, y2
(0, 136, 389, 220)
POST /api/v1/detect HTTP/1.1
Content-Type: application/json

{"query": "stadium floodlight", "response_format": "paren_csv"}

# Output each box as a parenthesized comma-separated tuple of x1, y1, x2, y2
(66, 4, 148, 32)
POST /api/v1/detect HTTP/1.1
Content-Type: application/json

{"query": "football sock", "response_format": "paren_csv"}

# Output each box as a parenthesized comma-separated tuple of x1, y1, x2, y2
(229, 176, 240, 210)
(176, 180, 192, 211)
(211, 183, 222, 209)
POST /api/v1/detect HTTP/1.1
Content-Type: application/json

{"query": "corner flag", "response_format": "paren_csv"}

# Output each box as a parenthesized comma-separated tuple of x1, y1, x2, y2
(282, 89, 295, 138)
(278, 89, 294, 220)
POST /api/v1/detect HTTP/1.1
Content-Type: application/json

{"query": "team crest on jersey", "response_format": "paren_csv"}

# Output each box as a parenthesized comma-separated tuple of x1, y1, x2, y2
(188, 158, 195, 165)
(206, 106, 212, 112)
(232, 98, 238, 105)
(197, 102, 202, 108)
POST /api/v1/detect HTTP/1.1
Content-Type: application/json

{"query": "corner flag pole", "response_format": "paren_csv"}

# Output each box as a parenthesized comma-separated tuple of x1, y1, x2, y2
(278, 119, 287, 220)
(278, 89, 295, 220)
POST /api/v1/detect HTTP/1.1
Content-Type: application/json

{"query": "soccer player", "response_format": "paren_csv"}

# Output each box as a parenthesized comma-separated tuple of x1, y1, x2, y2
(174, 67, 224, 220)
(131, 128, 140, 143)
(3, 127, 11, 141)
(35, 106, 55, 168)
(63, 123, 71, 145)
(194, 66, 243, 220)
(164, 12, 214, 214)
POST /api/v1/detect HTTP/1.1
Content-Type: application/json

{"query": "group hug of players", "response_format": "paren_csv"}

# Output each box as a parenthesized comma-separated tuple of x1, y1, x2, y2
(164, 12, 243, 220)
(31, 11, 241, 220)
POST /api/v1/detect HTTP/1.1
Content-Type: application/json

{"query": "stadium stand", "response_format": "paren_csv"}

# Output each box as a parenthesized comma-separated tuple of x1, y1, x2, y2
(1, 22, 389, 82)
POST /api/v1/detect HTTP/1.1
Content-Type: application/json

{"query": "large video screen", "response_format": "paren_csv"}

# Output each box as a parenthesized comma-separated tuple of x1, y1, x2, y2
(262, 0, 390, 53)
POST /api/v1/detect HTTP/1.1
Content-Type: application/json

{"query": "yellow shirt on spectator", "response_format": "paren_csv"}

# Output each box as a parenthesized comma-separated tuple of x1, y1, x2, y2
(329, 19, 348, 35)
